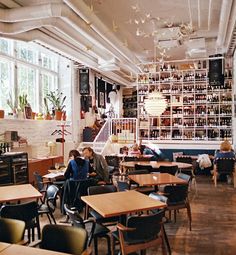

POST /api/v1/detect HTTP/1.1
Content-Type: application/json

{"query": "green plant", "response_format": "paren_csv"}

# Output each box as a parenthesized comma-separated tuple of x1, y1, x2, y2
(6, 93, 16, 112)
(43, 97, 50, 114)
(18, 94, 28, 112)
(46, 90, 66, 111)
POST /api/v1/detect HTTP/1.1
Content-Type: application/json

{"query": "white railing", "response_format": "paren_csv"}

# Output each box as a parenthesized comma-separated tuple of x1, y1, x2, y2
(94, 119, 111, 143)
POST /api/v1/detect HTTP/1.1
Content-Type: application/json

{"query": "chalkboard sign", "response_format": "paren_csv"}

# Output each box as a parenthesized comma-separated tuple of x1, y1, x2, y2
(79, 69, 90, 95)
(209, 55, 224, 86)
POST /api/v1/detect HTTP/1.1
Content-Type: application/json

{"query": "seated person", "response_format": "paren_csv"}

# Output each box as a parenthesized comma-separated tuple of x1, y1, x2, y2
(82, 147, 109, 184)
(143, 146, 159, 161)
(129, 143, 141, 156)
(121, 146, 129, 155)
(214, 140, 235, 162)
(213, 140, 235, 181)
(64, 150, 89, 181)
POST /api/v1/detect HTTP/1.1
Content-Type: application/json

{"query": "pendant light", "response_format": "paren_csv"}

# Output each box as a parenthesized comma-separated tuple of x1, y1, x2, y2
(144, 90, 167, 116)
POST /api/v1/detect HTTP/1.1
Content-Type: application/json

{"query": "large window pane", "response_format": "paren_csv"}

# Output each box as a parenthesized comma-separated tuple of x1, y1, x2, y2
(0, 39, 12, 55)
(16, 42, 37, 64)
(41, 72, 58, 112)
(41, 53, 58, 72)
(17, 65, 37, 111)
(0, 60, 14, 112)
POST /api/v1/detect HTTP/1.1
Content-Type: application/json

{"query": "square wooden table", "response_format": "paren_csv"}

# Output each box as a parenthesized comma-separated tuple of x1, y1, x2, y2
(0, 244, 70, 255)
(0, 243, 11, 253)
(0, 184, 42, 203)
(128, 173, 187, 186)
(81, 190, 166, 218)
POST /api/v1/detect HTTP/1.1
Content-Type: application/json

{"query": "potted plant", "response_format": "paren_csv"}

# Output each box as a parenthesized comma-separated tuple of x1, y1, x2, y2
(46, 90, 66, 120)
(43, 97, 52, 120)
(18, 94, 28, 119)
(6, 93, 17, 118)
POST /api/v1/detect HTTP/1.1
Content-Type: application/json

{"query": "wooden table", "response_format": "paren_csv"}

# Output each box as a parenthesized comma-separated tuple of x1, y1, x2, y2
(128, 173, 187, 186)
(0, 243, 70, 255)
(0, 184, 42, 203)
(43, 170, 65, 180)
(0, 243, 11, 253)
(81, 190, 166, 218)
(120, 161, 192, 171)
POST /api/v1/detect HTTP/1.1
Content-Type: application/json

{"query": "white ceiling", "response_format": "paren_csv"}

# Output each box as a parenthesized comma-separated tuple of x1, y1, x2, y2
(0, 0, 236, 85)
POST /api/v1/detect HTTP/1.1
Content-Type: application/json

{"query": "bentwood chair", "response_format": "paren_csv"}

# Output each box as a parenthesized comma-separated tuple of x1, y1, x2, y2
(213, 157, 235, 187)
(64, 204, 111, 255)
(0, 218, 26, 244)
(0, 201, 41, 242)
(111, 210, 167, 255)
(35, 224, 92, 255)
(38, 184, 59, 224)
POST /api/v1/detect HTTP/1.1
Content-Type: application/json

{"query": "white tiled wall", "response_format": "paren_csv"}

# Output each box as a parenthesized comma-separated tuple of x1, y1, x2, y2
(0, 119, 74, 159)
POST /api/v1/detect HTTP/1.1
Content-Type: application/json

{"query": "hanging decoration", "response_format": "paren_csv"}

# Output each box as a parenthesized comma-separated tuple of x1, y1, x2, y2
(144, 90, 167, 116)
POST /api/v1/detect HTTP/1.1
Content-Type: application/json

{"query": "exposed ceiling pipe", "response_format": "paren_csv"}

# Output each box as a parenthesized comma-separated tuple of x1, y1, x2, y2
(0, 3, 139, 74)
(63, 0, 141, 72)
(5, 29, 132, 86)
(224, 0, 236, 54)
(216, 0, 233, 48)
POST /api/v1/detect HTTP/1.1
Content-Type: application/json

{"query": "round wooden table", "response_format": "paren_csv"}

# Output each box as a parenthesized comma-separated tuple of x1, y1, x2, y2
(120, 161, 192, 173)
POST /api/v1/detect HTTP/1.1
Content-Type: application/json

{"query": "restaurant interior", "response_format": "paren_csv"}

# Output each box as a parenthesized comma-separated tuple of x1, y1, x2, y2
(0, 0, 236, 254)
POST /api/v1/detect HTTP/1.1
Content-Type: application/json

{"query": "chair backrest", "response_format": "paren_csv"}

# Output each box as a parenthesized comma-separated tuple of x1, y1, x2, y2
(88, 184, 117, 195)
(105, 155, 120, 168)
(125, 210, 165, 242)
(177, 172, 191, 183)
(33, 171, 44, 191)
(176, 156, 193, 164)
(40, 224, 87, 255)
(64, 204, 85, 229)
(0, 218, 25, 243)
(159, 165, 178, 176)
(123, 156, 137, 162)
(164, 185, 189, 205)
(134, 164, 153, 172)
(128, 170, 149, 175)
(116, 181, 130, 192)
(0, 201, 39, 223)
(61, 179, 96, 214)
(215, 158, 235, 174)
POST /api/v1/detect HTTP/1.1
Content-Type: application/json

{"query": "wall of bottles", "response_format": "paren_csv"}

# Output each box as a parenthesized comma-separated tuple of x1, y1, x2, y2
(137, 60, 233, 141)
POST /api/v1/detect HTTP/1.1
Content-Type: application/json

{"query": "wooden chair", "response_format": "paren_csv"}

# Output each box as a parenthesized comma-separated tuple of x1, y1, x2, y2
(0, 201, 41, 242)
(213, 157, 235, 187)
(0, 218, 26, 244)
(64, 204, 111, 255)
(112, 210, 167, 255)
(158, 165, 178, 176)
(33, 224, 92, 255)
(38, 184, 59, 224)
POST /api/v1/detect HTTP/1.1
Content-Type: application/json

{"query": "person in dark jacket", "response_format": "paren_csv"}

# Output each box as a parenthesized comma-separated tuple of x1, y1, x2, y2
(64, 150, 89, 180)
(82, 147, 109, 184)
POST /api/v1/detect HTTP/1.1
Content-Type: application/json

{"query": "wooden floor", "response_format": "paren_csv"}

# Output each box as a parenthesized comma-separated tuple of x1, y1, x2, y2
(39, 175, 236, 255)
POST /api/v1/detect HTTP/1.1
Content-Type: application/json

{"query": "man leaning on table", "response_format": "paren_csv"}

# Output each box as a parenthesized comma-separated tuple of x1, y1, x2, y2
(82, 147, 109, 184)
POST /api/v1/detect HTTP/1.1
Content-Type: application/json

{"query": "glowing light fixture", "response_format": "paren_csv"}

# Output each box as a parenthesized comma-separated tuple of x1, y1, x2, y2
(144, 90, 167, 116)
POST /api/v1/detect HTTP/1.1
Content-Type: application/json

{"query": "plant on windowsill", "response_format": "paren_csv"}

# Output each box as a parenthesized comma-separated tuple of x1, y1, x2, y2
(43, 97, 52, 120)
(18, 94, 28, 119)
(46, 90, 66, 120)
(6, 93, 17, 118)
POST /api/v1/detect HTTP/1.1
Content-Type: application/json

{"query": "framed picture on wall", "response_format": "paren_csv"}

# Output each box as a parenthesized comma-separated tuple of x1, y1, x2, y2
(99, 92, 105, 108)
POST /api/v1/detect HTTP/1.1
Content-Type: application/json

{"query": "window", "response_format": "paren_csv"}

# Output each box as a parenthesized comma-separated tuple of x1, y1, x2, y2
(17, 65, 37, 111)
(0, 39, 12, 55)
(16, 42, 37, 64)
(0, 60, 13, 111)
(41, 72, 58, 112)
(41, 53, 58, 72)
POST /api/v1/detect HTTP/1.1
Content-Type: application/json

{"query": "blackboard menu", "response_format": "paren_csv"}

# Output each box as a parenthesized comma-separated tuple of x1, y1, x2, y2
(79, 69, 90, 95)
(209, 55, 224, 86)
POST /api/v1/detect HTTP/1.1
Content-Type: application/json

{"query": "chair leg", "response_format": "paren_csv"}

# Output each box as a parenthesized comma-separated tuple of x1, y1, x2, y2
(46, 213, 52, 224)
(94, 237, 98, 255)
(32, 227, 35, 241)
(105, 235, 111, 255)
(174, 210, 177, 223)
(27, 228, 31, 243)
(186, 203, 192, 231)
(49, 212, 57, 224)
(162, 225, 171, 255)
(111, 234, 116, 255)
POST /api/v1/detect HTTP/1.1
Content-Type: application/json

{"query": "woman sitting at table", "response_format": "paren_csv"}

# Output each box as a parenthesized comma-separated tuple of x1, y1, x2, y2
(129, 143, 141, 156)
(64, 150, 89, 181)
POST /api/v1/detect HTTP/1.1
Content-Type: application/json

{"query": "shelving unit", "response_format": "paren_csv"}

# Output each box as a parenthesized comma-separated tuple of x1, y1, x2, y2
(122, 89, 137, 118)
(0, 152, 28, 185)
(137, 59, 233, 142)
